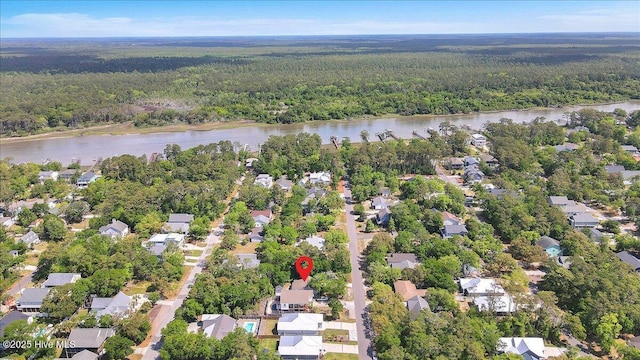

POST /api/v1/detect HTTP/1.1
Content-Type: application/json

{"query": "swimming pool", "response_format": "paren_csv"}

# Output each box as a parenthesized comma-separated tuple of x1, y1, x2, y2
(243, 322, 256, 332)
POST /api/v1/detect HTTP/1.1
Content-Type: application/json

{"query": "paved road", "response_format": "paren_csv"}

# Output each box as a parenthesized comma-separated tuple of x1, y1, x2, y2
(343, 183, 374, 360)
(139, 175, 244, 359)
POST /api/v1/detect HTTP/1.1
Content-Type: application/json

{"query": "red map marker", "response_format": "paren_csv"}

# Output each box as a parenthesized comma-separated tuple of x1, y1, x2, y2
(295, 256, 314, 281)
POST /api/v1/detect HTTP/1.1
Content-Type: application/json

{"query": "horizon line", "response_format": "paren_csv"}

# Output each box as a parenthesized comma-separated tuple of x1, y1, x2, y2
(2, 31, 640, 40)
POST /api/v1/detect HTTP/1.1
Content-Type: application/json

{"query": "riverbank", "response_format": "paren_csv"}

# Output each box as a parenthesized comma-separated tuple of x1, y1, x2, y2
(2, 100, 638, 145)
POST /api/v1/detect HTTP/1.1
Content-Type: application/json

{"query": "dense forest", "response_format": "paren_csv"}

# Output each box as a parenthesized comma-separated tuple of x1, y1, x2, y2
(1, 34, 639, 136)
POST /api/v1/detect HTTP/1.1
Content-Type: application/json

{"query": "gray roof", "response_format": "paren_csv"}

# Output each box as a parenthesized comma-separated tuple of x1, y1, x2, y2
(371, 197, 388, 208)
(588, 228, 604, 240)
(43, 273, 81, 287)
(78, 171, 97, 181)
(406, 295, 431, 317)
(617, 251, 640, 271)
(605, 165, 625, 174)
(621, 145, 638, 152)
(91, 291, 132, 317)
(16, 288, 50, 307)
(536, 236, 560, 249)
(147, 243, 167, 256)
(622, 171, 640, 181)
(548, 196, 572, 206)
(99, 219, 128, 234)
(571, 213, 599, 224)
(444, 224, 468, 236)
(67, 328, 116, 349)
(386, 253, 418, 270)
(168, 213, 194, 223)
(200, 314, 236, 339)
(275, 177, 294, 189)
(20, 231, 39, 245)
(71, 350, 99, 360)
(0, 311, 30, 338)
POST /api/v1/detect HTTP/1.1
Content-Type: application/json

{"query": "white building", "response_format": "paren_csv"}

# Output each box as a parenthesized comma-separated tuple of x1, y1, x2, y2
(148, 233, 185, 248)
(254, 174, 273, 188)
(278, 335, 323, 360)
(277, 313, 324, 336)
(471, 134, 487, 147)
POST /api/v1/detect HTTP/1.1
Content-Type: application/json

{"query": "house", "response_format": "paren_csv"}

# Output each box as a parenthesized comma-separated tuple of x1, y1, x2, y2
(464, 156, 480, 167)
(444, 157, 464, 170)
(90, 291, 133, 318)
(616, 251, 640, 272)
(43, 273, 82, 287)
(278, 335, 323, 360)
(498, 337, 546, 360)
(386, 253, 420, 270)
(464, 167, 484, 183)
(371, 196, 388, 210)
(69, 350, 99, 360)
(378, 187, 391, 197)
(245, 158, 258, 168)
(19, 230, 40, 248)
(586, 228, 604, 242)
(547, 196, 573, 207)
(487, 188, 516, 198)
(559, 203, 590, 217)
(15, 288, 51, 315)
(442, 224, 468, 238)
(38, 171, 59, 182)
(234, 254, 261, 269)
(376, 208, 391, 225)
(0, 216, 14, 227)
(277, 313, 323, 336)
(406, 295, 431, 318)
(309, 171, 331, 185)
(459, 278, 505, 296)
(147, 243, 167, 257)
(59, 169, 79, 182)
(473, 294, 519, 314)
(536, 236, 562, 257)
(629, 335, 640, 350)
(605, 165, 626, 175)
(554, 142, 579, 152)
(471, 134, 487, 147)
(252, 214, 271, 227)
(8, 249, 19, 258)
(275, 176, 294, 191)
(557, 256, 572, 269)
(148, 233, 185, 248)
(301, 236, 325, 251)
(76, 171, 100, 187)
(254, 174, 273, 188)
(279, 288, 314, 312)
(199, 314, 237, 339)
(480, 154, 499, 168)
(622, 170, 640, 184)
(0, 311, 31, 338)
(570, 213, 599, 228)
(247, 227, 264, 242)
(442, 211, 462, 226)
(622, 145, 640, 154)
(302, 187, 327, 210)
(98, 219, 129, 239)
(393, 280, 427, 302)
(291, 278, 312, 291)
(64, 327, 116, 358)
(164, 213, 194, 233)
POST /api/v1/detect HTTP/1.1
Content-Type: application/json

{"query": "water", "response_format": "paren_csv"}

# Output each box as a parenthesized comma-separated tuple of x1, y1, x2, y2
(1, 101, 639, 165)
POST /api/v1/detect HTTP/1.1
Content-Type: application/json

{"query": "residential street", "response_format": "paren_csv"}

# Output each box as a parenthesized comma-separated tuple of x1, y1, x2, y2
(343, 183, 374, 360)
(138, 174, 244, 359)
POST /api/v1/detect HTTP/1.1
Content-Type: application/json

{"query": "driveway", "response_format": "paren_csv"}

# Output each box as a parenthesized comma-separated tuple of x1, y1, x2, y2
(343, 182, 374, 360)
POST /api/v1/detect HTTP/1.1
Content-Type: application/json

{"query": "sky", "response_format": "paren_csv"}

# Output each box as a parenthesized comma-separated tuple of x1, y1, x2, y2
(1, 1, 638, 38)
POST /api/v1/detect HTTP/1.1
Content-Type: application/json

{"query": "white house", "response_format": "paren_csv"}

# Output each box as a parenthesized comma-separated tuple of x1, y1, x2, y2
(76, 172, 100, 187)
(498, 337, 546, 360)
(91, 291, 134, 319)
(459, 278, 505, 296)
(277, 313, 324, 336)
(254, 174, 273, 188)
(164, 213, 194, 233)
(301, 236, 325, 251)
(38, 171, 59, 183)
(471, 134, 487, 147)
(309, 171, 331, 185)
(278, 335, 323, 360)
(43, 273, 82, 287)
(148, 233, 185, 248)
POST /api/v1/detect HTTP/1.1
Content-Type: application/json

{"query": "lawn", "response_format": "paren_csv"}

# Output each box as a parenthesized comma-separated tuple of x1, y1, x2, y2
(184, 249, 203, 257)
(323, 329, 349, 342)
(123, 281, 152, 295)
(324, 353, 358, 360)
(229, 241, 259, 255)
(262, 319, 278, 336)
(258, 338, 278, 354)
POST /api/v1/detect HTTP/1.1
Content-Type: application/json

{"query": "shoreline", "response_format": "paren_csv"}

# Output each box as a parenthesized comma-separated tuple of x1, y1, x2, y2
(1, 100, 639, 145)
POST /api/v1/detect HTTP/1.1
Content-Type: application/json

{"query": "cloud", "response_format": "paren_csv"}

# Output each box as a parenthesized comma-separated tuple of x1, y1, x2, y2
(1, 8, 638, 38)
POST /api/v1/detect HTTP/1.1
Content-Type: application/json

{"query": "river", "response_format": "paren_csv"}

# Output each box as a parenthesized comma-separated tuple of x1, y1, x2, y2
(1, 101, 639, 165)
